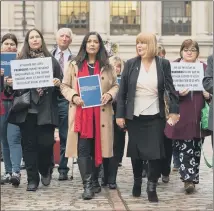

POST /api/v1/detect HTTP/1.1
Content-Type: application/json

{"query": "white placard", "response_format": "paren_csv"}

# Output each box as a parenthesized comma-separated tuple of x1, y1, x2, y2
(170, 62, 204, 91)
(10, 57, 54, 90)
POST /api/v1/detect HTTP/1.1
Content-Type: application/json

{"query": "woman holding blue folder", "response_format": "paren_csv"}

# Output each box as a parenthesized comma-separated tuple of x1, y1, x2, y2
(61, 32, 119, 200)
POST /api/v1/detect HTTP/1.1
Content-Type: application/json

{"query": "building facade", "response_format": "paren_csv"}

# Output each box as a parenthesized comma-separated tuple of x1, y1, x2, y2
(1, 1, 213, 61)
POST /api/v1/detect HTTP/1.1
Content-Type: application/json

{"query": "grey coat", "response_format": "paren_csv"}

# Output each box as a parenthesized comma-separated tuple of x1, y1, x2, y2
(203, 55, 213, 131)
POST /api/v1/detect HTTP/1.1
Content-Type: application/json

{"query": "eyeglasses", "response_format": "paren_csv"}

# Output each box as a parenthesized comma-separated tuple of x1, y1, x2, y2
(183, 48, 198, 53)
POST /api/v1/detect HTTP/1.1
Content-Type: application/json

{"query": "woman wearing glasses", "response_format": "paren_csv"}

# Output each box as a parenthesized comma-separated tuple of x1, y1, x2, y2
(165, 39, 211, 194)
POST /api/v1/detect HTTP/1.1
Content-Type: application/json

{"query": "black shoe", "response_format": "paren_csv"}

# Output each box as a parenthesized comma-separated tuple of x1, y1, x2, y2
(58, 172, 68, 181)
(10, 172, 21, 187)
(147, 181, 158, 202)
(41, 172, 51, 186)
(162, 175, 169, 183)
(92, 180, 101, 193)
(132, 178, 142, 197)
(1, 173, 11, 184)
(108, 183, 117, 189)
(26, 182, 38, 191)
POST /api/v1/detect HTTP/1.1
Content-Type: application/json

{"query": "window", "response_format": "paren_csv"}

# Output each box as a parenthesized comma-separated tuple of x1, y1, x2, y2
(162, 1, 191, 36)
(58, 1, 89, 35)
(110, 1, 141, 35)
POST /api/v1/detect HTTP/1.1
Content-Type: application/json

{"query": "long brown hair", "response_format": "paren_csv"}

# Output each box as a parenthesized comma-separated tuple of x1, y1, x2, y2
(18, 28, 52, 59)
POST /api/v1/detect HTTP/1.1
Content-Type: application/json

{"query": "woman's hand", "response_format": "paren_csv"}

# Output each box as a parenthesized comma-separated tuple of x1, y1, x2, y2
(203, 91, 210, 100)
(116, 118, 126, 128)
(101, 93, 112, 104)
(53, 78, 61, 87)
(1, 69, 4, 76)
(179, 88, 189, 96)
(167, 113, 180, 126)
(73, 95, 84, 106)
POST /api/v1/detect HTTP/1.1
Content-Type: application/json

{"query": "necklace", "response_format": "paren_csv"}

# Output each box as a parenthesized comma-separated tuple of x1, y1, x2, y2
(87, 62, 95, 69)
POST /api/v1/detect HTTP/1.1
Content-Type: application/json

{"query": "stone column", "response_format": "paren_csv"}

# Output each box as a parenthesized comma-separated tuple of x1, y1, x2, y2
(42, 1, 58, 39)
(196, 1, 209, 36)
(91, 1, 107, 37)
(144, 1, 158, 34)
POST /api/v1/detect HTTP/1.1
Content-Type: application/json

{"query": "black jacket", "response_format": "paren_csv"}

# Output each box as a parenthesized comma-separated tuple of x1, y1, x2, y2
(116, 56, 179, 120)
(7, 56, 63, 126)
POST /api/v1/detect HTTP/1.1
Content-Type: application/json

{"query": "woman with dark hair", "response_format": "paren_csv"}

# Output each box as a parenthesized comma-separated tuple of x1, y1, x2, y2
(6, 28, 63, 191)
(165, 39, 211, 194)
(0, 33, 22, 186)
(61, 32, 119, 200)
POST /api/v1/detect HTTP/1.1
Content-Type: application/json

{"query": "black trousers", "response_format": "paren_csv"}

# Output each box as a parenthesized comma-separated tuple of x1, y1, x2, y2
(78, 138, 95, 158)
(19, 114, 55, 183)
(102, 119, 126, 184)
(159, 136, 172, 176)
(131, 158, 161, 182)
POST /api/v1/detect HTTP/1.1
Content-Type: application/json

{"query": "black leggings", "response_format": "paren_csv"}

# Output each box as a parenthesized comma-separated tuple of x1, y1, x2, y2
(131, 158, 161, 182)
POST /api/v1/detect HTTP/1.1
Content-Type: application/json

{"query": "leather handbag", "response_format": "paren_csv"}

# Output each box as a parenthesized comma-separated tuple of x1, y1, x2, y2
(11, 91, 31, 112)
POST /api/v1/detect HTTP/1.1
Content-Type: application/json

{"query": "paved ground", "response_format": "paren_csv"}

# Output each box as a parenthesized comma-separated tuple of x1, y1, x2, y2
(1, 136, 213, 211)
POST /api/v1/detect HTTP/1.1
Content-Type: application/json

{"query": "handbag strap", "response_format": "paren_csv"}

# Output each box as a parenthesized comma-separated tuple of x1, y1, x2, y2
(202, 146, 213, 168)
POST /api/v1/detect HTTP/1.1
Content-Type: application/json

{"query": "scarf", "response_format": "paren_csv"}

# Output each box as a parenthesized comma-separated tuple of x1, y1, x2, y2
(74, 60, 102, 167)
(29, 48, 47, 101)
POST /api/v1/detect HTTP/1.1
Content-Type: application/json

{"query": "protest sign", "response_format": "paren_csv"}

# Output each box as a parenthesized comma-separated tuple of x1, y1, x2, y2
(1, 52, 17, 76)
(78, 75, 103, 108)
(10, 57, 54, 90)
(170, 62, 204, 91)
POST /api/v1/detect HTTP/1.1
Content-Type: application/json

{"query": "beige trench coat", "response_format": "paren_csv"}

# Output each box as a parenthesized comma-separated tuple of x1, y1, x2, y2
(60, 60, 119, 158)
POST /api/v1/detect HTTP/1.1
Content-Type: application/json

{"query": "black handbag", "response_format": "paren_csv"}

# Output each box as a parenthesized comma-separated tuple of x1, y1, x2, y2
(11, 91, 31, 112)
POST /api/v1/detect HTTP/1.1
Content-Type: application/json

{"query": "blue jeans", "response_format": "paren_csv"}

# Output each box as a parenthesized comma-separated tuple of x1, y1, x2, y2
(58, 98, 69, 174)
(0, 100, 22, 173)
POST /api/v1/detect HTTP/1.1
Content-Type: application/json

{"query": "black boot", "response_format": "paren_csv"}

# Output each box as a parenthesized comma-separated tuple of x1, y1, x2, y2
(108, 156, 119, 189)
(147, 181, 158, 202)
(92, 159, 101, 193)
(78, 157, 94, 200)
(132, 177, 142, 197)
(131, 158, 143, 197)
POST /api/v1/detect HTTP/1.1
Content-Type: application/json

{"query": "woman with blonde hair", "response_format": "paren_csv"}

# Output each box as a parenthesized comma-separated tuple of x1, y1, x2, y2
(116, 32, 179, 202)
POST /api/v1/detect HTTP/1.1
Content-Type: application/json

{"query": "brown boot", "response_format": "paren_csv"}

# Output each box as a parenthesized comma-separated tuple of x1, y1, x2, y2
(184, 182, 195, 194)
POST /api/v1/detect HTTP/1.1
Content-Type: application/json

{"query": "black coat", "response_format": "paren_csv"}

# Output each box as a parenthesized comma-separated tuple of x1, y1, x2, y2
(116, 56, 179, 120)
(7, 56, 63, 126)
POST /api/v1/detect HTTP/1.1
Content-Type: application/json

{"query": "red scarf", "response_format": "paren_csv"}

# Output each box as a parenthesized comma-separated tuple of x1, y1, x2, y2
(74, 60, 102, 167)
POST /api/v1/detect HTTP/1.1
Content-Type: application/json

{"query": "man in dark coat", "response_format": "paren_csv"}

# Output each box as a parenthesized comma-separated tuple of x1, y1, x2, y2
(203, 54, 213, 145)
(51, 28, 76, 180)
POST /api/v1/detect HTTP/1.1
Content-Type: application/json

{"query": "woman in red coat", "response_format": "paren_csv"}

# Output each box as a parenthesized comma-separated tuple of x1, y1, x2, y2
(165, 39, 211, 194)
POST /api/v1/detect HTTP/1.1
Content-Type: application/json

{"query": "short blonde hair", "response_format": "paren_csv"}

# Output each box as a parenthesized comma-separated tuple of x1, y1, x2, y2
(109, 56, 124, 73)
(136, 32, 157, 58)
(56, 28, 73, 39)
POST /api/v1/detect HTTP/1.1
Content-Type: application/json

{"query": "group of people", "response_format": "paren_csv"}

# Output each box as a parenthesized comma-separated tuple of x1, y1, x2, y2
(0, 27, 213, 204)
